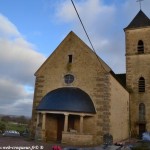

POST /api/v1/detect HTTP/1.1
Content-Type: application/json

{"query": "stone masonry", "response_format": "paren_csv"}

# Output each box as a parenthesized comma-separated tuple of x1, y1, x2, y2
(31, 31, 129, 146)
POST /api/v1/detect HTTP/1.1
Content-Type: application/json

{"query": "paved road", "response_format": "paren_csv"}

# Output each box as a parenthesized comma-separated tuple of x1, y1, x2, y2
(0, 136, 123, 150)
(0, 136, 54, 150)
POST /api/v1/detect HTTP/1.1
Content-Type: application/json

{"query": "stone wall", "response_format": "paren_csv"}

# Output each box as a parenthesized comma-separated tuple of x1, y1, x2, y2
(62, 132, 93, 146)
(31, 31, 129, 145)
(31, 32, 108, 144)
(109, 75, 129, 142)
(125, 27, 150, 136)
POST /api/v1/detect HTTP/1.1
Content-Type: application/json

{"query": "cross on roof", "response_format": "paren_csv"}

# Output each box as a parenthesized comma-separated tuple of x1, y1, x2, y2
(136, 0, 144, 10)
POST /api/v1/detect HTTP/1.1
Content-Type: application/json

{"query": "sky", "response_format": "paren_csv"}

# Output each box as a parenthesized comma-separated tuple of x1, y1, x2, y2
(0, 0, 150, 117)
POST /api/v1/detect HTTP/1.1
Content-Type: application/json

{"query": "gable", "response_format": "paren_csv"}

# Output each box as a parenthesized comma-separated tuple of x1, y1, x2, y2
(35, 31, 111, 76)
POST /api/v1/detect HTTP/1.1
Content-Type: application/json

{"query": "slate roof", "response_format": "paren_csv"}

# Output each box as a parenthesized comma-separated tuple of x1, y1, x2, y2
(125, 10, 150, 30)
(115, 73, 126, 88)
(36, 87, 96, 114)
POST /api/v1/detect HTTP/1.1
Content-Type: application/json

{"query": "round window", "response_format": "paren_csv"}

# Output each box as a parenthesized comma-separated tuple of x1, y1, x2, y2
(64, 74, 74, 84)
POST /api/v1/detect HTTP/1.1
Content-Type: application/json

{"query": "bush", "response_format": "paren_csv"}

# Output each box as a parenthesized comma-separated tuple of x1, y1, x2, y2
(0, 122, 6, 132)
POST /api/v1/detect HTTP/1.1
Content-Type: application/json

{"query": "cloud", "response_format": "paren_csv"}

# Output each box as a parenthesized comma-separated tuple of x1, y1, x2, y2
(54, 0, 125, 73)
(0, 38, 45, 85)
(1, 0, 150, 117)
(0, 78, 33, 116)
(0, 99, 32, 117)
(0, 13, 46, 116)
(0, 78, 26, 104)
(0, 14, 20, 38)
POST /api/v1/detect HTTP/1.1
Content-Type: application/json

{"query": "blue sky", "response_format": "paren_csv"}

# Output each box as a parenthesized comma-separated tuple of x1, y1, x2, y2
(0, 0, 150, 117)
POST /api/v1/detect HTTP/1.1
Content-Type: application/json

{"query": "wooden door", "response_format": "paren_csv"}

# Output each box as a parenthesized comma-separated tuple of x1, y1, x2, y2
(68, 115, 75, 130)
(57, 115, 64, 141)
(139, 124, 146, 139)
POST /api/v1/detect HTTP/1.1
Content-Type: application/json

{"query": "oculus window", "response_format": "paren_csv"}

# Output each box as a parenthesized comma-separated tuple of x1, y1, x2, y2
(64, 74, 74, 84)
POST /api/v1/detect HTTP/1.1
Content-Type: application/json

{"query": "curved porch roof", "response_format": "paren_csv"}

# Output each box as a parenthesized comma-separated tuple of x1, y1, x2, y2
(36, 87, 96, 114)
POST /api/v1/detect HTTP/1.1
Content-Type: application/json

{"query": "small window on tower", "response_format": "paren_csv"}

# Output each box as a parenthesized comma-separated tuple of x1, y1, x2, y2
(139, 77, 145, 92)
(137, 40, 144, 54)
(68, 55, 72, 63)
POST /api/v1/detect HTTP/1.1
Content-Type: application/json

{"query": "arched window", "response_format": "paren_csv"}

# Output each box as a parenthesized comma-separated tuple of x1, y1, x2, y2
(137, 40, 144, 54)
(138, 77, 145, 92)
(139, 103, 145, 122)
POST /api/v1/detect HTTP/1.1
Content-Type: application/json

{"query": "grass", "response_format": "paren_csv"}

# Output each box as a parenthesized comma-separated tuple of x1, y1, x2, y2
(0, 121, 27, 133)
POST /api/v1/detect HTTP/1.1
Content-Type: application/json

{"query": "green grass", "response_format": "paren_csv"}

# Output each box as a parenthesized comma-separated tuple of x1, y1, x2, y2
(0, 121, 27, 133)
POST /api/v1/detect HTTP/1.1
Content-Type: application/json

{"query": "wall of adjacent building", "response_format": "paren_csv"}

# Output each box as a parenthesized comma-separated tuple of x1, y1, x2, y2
(109, 74, 129, 142)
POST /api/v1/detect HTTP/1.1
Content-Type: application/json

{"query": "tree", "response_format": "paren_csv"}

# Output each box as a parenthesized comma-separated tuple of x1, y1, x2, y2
(17, 116, 29, 124)
(1, 115, 11, 122)
(0, 122, 6, 132)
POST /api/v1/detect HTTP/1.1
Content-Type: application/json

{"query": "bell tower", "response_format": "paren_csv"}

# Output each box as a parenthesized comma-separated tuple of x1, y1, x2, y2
(124, 10, 150, 138)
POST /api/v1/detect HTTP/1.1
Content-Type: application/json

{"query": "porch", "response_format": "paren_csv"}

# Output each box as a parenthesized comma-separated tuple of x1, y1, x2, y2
(35, 111, 95, 145)
(35, 87, 96, 145)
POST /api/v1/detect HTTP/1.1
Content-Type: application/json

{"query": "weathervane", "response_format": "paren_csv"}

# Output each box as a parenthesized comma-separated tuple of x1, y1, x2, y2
(136, 0, 144, 10)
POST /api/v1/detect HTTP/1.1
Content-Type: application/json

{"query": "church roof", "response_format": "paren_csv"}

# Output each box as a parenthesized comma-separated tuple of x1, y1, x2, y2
(125, 10, 150, 30)
(36, 87, 96, 114)
(115, 73, 126, 88)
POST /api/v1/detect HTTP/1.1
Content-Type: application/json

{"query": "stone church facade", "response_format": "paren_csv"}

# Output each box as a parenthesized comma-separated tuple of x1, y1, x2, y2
(31, 10, 150, 145)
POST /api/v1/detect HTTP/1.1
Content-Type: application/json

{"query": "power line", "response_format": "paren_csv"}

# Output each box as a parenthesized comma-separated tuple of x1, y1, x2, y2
(71, 0, 108, 72)
(71, 0, 95, 52)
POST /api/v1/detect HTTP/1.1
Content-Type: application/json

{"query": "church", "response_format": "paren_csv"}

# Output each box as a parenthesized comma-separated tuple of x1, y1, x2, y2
(31, 9, 150, 146)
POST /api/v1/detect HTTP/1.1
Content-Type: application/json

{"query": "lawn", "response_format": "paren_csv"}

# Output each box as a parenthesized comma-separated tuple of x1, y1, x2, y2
(0, 121, 28, 134)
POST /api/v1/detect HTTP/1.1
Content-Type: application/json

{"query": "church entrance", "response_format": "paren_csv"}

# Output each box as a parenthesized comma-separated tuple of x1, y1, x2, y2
(68, 115, 75, 130)
(139, 124, 146, 138)
(139, 103, 146, 138)
(57, 115, 64, 141)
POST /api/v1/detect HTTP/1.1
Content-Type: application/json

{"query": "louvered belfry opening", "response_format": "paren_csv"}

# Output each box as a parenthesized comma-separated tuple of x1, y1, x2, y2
(137, 40, 144, 54)
(139, 77, 145, 92)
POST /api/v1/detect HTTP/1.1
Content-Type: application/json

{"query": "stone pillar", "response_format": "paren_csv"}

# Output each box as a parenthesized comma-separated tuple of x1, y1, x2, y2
(35, 113, 41, 140)
(64, 113, 69, 132)
(42, 112, 46, 141)
(80, 115, 84, 133)
(36, 113, 40, 127)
